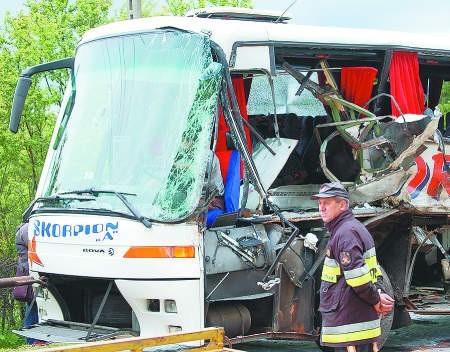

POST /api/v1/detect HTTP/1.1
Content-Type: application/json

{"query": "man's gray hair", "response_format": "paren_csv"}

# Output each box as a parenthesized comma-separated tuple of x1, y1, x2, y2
(336, 196, 350, 209)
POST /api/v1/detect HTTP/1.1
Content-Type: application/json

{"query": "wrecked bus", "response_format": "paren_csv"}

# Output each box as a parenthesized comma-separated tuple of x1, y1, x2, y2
(8, 7, 450, 348)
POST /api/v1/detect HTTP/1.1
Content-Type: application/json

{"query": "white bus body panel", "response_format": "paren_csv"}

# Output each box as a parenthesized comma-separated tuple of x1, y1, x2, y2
(115, 279, 203, 336)
(29, 214, 205, 336)
(29, 214, 202, 279)
(78, 16, 450, 72)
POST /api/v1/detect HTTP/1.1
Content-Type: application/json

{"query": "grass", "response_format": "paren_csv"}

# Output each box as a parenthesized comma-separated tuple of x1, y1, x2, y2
(0, 332, 26, 350)
(0, 334, 66, 352)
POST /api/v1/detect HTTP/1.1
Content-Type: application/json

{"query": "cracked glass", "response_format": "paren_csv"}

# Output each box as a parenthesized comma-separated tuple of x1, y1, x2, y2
(42, 30, 222, 221)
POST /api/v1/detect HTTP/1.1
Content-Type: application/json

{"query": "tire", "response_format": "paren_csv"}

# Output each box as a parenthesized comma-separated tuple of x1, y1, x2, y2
(379, 266, 395, 349)
(314, 266, 395, 351)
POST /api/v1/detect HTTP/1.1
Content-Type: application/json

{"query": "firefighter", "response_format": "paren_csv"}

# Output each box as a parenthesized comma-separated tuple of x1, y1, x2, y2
(311, 182, 394, 352)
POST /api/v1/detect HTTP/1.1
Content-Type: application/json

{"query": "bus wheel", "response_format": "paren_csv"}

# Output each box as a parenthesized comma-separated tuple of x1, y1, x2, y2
(379, 266, 395, 349)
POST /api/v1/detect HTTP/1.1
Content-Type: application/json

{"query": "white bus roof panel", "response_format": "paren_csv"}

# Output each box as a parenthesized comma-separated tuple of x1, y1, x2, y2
(79, 15, 450, 64)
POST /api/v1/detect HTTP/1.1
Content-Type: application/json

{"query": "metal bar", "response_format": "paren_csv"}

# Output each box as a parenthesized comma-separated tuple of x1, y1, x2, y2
(261, 214, 300, 283)
(268, 75, 280, 139)
(319, 130, 340, 182)
(404, 229, 438, 297)
(406, 309, 450, 315)
(0, 275, 46, 288)
(230, 330, 317, 344)
(239, 113, 276, 155)
(206, 272, 230, 300)
(295, 69, 314, 96)
(40, 327, 226, 352)
(300, 246, 327, 282)
(373, 49, 393, 114)
(85, 281, 113, 341)
(211, 40, 267, 199)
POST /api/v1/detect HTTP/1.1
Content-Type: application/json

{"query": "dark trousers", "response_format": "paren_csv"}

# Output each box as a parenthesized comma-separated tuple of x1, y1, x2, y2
(24, 301, 38, 344)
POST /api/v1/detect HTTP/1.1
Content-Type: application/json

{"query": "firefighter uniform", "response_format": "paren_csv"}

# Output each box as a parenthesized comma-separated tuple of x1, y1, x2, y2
(319, 209, 383, 349)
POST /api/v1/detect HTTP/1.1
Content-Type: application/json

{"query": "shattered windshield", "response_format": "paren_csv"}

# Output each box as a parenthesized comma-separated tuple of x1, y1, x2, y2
(41, 30, 221, 221)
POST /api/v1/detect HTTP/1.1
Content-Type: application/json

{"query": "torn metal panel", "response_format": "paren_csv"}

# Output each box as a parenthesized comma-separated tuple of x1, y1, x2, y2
(349, 169, 409, 205)
(267, 184, 321, 211)
(358, 114, 433, 172)
(272, 262, 315, 335)
(406, 287, 450, 315)
(204, 225, 271, 275)
(243, 138, 298, 209)
(390, 137, 450, 212)
(283, 60, 441, 204)
(280, 238, 305, 287)
(360, 208, 400, 229)
(349, 115, 439, 204)
(388, 115, 439, 170)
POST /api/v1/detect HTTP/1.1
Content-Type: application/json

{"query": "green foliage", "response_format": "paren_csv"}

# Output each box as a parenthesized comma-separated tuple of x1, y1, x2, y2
(0, 0, 112, 341)
(163, 0, 253, 16)
(0, 330, 24, 349)
(0, 0, 112, 237)
(439, 81, 450, 118)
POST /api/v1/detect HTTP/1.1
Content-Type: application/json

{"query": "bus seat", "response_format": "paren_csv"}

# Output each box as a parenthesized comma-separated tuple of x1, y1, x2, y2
(206, 77, 251, 227)
(223, 150, 240, 213)
(206, 150, 240, 227)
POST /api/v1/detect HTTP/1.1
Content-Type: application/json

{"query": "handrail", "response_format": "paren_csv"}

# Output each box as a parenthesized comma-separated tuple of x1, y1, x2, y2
(39, 327, 233, 352)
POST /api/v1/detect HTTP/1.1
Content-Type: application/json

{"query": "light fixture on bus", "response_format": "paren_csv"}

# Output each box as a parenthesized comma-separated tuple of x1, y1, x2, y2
(164, 299, 178, 313)
(123, 246, 195, 258)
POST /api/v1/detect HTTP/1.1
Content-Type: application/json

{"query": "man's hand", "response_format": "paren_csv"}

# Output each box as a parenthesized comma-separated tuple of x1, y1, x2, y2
(374, 289, 394, 315)
(373, 301, 383, 314)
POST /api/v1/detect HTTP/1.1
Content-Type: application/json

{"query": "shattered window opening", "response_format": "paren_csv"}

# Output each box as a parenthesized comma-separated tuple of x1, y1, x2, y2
(247, 72, 326, 117)
(42, 30, 221, 222)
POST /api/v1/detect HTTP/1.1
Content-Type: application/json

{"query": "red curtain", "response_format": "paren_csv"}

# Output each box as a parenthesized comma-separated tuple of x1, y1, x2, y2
(216, 77, 252, 181)
(340, 67, 378, 109)
(389, 51, 425, 117)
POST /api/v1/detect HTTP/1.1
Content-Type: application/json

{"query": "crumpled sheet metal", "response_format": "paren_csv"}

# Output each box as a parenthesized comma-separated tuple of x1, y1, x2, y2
(349, 117, 439, 206)
(389, 120, 450, 212)
(389, 116, 439, 170)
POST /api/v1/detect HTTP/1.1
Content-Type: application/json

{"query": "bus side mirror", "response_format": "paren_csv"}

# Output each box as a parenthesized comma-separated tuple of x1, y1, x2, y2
(9, 76, 32, 133)
(9, 57, 74, 133)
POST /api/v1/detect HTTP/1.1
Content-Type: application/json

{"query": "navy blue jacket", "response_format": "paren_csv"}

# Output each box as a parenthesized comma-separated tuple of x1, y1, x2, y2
(319, 209, 382, 347)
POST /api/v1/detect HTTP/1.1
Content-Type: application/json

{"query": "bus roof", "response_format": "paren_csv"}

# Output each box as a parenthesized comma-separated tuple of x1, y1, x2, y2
(79, 14, 450, 65)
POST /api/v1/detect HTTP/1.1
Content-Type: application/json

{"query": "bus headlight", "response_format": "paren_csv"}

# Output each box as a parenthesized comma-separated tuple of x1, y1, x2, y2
(164, 299, 177, 313)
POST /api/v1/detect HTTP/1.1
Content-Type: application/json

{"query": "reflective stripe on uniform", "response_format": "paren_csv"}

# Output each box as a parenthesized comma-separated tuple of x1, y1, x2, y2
(321, 318, 381, 344)
(363, 247, 381, 283)
(344, 263, 372, 287)
(322, 257, 341, 283)
(322, 247, 381, 285)
(363, 247, 376, 258)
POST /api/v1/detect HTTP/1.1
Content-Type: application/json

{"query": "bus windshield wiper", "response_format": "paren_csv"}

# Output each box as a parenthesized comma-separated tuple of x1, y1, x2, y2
(58, 188, 152, 228)
(22, 193, 96, 222)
